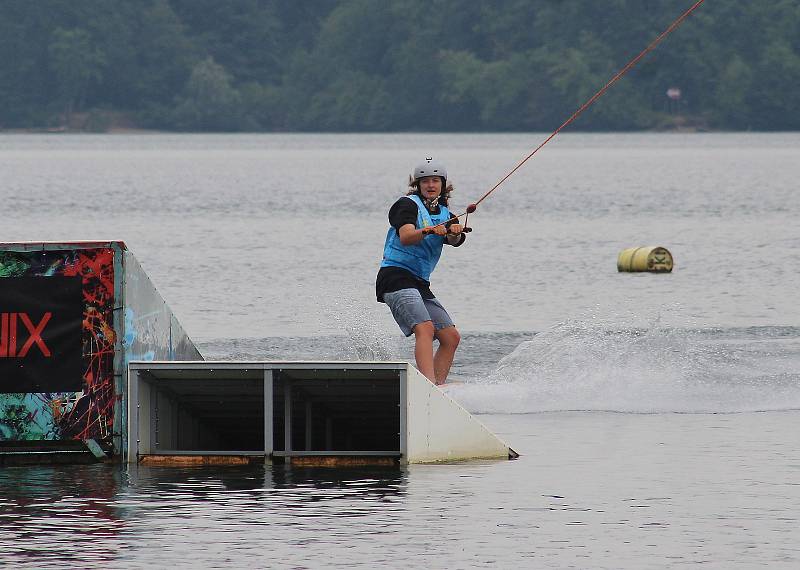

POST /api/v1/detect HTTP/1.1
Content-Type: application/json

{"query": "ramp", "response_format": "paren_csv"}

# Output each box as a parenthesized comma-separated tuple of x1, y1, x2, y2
(128, 361, 517, 465)
(0, 241, 202, 458)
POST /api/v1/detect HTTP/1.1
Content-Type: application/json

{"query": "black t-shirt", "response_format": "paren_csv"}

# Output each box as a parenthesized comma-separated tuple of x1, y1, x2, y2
(376, 196, 465, 303)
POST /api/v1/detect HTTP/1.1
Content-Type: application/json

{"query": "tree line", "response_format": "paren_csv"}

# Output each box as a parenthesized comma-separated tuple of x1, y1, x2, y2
(1, 0, 799, 132)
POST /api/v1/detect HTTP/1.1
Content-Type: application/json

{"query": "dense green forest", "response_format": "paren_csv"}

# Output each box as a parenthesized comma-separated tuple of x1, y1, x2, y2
(1, 0, 799, 132)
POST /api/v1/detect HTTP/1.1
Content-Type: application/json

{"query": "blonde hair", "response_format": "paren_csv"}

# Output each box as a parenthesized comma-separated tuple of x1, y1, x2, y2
(407, 175, 454, 207)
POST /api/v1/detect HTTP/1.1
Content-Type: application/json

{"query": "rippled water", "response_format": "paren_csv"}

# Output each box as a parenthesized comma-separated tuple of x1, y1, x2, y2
(1, 412, 798, 568)
(1, 133, 799, 567)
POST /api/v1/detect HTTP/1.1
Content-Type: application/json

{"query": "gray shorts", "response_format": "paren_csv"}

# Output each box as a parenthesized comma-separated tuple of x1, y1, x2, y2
(383, 288, 454, 337)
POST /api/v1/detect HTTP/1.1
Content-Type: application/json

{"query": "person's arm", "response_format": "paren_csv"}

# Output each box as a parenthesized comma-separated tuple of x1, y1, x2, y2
(398, 223, 447, 245)
(390, 198, 447, 245)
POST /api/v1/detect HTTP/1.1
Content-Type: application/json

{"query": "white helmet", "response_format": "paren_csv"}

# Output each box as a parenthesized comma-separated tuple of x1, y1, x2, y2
(413, 157, 447, 184)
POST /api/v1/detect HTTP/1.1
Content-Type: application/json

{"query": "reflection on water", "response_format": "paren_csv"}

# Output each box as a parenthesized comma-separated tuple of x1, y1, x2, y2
(0, 463, 407, 568)
(127, 464, 406, 511)
(1, 412, 800, 568)
(0, 464, 124, 567)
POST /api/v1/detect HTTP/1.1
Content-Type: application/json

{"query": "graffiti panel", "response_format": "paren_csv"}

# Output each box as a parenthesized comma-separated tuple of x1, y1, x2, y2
(0, 247, 117, 443)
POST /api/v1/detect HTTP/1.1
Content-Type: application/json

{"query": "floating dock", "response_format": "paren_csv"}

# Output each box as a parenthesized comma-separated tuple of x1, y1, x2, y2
(128, 361, 517, 465)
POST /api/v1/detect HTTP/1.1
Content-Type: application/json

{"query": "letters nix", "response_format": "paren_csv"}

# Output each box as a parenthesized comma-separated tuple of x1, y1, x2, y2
(0, 312, 52, 358)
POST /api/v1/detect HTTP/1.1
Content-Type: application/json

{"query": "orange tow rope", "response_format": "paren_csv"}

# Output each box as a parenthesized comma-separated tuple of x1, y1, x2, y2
(438, 0, 706, 233)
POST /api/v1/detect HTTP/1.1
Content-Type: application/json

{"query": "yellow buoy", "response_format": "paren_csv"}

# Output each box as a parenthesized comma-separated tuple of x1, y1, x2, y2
(617, 246, 673, 273)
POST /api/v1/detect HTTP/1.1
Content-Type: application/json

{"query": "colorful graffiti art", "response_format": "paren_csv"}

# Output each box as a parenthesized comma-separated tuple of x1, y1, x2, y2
(0, 248, 116, 444)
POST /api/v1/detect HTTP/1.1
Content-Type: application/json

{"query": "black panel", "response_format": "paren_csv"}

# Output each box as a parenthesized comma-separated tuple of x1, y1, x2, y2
(0, 277, 83, 393)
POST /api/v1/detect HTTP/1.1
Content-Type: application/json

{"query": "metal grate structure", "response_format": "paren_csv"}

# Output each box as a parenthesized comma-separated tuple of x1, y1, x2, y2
(128, 361, 517, 466)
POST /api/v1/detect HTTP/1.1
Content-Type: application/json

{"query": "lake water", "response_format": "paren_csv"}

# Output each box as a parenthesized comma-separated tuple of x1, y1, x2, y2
(1, 133, 799, 567)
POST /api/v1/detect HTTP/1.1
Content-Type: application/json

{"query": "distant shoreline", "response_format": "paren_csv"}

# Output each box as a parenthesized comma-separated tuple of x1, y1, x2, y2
(0, 110, 722, 134)
(0, 124, 722, 135)
(3, 126, 778, 135)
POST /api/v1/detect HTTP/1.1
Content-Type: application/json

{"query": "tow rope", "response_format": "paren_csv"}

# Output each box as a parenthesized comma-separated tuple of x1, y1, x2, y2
(436, 0, 706, 234)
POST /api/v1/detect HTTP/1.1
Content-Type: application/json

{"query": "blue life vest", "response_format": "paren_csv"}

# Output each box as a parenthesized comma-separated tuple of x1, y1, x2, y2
(380, 194, 451, 281)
